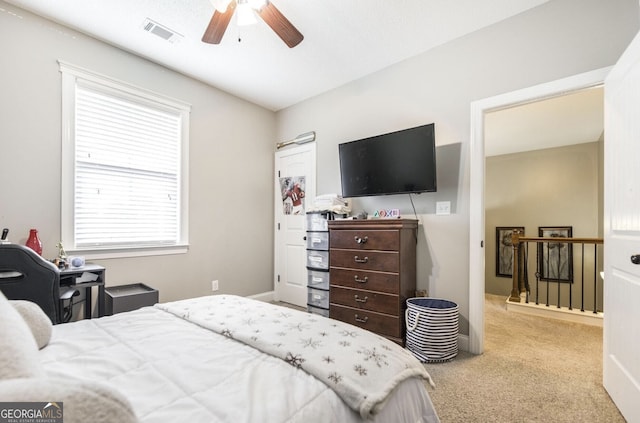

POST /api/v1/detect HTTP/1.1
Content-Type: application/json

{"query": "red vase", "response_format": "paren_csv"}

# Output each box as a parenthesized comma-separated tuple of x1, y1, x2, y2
(25, 229, 43, 256)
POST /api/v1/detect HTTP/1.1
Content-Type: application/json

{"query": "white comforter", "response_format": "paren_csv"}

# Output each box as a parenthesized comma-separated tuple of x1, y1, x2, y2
(39, 297, 440, 423)
(157, 295, 433, 419)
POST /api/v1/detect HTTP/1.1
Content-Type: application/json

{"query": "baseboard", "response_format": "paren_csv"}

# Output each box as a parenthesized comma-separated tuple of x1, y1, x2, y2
(248, 291, 275, 303)
(506, 297, 603, 327)
(458, 334, 470, 352)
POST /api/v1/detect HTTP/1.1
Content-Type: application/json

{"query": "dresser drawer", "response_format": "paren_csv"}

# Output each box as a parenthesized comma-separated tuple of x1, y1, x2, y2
(330, 286, 399, 315)
(329, 230, 399, 251)
(330, 249, 398, 272)
(329, 304, 401, 339)
(330, 268, 399, 294)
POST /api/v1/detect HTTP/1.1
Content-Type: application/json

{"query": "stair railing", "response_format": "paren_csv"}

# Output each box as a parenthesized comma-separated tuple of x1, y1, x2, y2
(510, 230, 603, 313)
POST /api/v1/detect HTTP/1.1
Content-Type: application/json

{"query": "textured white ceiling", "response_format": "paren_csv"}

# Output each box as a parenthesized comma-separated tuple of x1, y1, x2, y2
(5, 0, 550, 111)
(485, 86, 604, 157)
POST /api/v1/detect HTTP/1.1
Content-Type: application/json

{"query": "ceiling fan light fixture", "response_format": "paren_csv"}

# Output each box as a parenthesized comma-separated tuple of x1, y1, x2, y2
(248, 0, 268, 10)
(236, 0, 257, 26)
(210, 0, 232, 13)
(202, 0, 303, 48)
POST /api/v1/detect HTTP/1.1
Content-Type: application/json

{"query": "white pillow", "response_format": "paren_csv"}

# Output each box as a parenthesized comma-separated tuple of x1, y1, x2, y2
(0, 378, 139, 423)
(0, 292, 43, 379)
(10, 300, 53, 349)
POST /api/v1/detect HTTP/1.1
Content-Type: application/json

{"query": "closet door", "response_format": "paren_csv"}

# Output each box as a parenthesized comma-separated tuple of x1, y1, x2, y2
(274, 143, 316, 307)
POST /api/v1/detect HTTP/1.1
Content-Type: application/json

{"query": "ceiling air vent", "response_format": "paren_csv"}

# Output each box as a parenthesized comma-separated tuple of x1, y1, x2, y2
(142, 18, 183, 43)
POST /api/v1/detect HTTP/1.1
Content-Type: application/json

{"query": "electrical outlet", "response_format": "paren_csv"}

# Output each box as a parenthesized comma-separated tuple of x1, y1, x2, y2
(211, 280, 219, 291)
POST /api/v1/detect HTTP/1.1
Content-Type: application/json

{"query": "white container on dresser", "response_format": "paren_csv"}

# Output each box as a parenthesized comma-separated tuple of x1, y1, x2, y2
(305, 212, 332, 317)
(328, 218, 418, 345)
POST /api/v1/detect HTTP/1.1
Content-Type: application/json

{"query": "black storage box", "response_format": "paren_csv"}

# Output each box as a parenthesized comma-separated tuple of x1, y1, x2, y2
(105, 283, 159, 315)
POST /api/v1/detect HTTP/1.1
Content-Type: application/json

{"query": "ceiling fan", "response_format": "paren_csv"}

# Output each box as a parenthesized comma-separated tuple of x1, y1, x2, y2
(202, 0, 304, 48)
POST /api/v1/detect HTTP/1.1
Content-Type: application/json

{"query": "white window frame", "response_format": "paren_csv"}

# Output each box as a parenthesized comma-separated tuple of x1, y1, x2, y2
(59, 61, 190, 259)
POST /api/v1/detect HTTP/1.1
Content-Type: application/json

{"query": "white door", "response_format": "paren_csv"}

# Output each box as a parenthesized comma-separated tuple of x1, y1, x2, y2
(274, 143, 316, 307)
(603, 30, 640, 423)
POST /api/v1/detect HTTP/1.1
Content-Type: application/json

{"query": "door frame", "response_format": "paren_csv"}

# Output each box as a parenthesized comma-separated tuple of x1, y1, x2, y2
(468, 66, 612, 354)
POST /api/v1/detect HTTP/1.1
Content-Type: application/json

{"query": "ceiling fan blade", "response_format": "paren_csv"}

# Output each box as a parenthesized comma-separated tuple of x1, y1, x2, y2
(202, 0, 237, 44)
(258, 1, 303, 48)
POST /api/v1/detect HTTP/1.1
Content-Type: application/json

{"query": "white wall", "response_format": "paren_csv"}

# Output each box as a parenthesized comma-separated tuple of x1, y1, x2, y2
(0, 2, 276, 303)
(276, 0, 639, 335)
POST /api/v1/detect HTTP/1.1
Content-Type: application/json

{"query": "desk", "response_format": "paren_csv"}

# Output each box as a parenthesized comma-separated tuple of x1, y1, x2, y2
(60, 264, 106, 319)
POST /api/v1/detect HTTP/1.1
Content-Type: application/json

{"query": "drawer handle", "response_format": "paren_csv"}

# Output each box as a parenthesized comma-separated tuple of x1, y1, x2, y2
(354, 275, 368, 284)
(354, 314, 368, 323)
(354, 236, 368, 244)
(354, 295, 368, 303)
(354, 256, 369, 263)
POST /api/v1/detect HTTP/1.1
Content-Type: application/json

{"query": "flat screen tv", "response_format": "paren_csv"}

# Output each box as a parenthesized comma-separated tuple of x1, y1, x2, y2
(338, 123, 436, 198)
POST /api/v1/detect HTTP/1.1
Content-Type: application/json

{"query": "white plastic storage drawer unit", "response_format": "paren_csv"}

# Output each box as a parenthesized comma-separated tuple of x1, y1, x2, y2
(307, 269, 330, 290)
(306, 250, 329, 270)
(307, 304, 330, 318)
(307, 287, 330, 309)
(306, 210, 332, 316)
(306, 212, 329, 231)
(306, 231, 329, 251)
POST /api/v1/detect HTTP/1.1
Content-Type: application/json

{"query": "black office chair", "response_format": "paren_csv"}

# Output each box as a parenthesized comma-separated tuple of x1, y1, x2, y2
(0, 243, 78, 324)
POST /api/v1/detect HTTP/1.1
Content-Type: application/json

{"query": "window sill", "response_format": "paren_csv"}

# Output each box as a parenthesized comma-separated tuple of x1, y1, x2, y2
(66, 244, 189, 260)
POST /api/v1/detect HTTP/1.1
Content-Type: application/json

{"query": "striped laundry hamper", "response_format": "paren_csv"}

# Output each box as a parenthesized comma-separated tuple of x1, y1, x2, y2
(405, 297, 459, 363)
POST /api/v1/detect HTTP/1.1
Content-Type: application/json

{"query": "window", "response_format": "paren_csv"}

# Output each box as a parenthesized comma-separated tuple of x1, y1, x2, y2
(60, 62, 190, 257)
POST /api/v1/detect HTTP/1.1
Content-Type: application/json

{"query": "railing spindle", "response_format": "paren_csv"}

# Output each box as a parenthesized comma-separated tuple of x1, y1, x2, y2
(510, 230, 522, 302)
(546, 242, 550, 307)
(556, 245, 561, 309)
(593, 244, 598, 314)
(580, 244, 585, 312)
(535, 248, 540, 305)
(524, 243, 530, 303)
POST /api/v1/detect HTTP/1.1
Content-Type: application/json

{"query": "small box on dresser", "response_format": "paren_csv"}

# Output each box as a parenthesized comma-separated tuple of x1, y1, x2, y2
(328, 218, 418, 345)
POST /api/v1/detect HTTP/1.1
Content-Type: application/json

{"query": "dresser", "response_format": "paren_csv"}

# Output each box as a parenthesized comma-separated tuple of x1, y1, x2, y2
(328, 218, 418, 345)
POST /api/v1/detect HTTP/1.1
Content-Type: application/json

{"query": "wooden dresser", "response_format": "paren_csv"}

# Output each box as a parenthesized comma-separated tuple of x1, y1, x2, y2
(328, 218, 418, 345)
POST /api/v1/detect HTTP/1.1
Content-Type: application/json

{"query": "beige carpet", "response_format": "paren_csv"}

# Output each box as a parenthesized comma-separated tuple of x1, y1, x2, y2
(423, 294, 625, 423)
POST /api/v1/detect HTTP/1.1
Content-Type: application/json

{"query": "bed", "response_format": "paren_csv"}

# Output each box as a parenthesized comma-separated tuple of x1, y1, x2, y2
(0, 292, 440, 423)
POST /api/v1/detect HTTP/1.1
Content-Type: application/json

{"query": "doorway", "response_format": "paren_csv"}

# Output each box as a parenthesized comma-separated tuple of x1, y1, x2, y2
(273, 143, 316, 307)
(468, 66, 611, 354)
(484, 87, 604, 300)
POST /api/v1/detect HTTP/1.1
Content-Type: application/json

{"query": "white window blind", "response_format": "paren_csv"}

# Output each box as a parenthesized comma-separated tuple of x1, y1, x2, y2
(60, 62, 190, 255)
